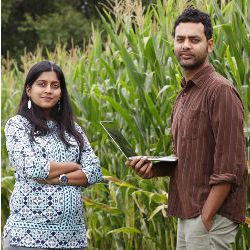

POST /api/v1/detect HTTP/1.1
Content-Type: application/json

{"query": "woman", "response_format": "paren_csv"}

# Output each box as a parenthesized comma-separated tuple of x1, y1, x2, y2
(3, 61, 102, 250)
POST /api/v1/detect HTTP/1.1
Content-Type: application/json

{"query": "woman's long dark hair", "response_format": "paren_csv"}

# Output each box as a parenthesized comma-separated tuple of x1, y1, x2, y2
(18, 61, 84, 151)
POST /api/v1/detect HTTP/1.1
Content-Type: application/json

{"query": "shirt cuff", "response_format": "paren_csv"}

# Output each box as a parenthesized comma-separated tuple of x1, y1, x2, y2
(209, 173, 237, 186)
(81, 169, 91, 186)
(81, 167, 103, 186)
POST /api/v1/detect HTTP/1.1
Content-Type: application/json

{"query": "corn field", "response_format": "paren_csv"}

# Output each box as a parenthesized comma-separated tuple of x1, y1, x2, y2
(1, 0, 250, 249)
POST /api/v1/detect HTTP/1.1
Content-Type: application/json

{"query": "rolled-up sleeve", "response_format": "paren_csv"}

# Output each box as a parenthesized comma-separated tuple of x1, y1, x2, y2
(5, 116, 50, 179)
(76, 124, 103, 185)
(209, 84, 246, 187)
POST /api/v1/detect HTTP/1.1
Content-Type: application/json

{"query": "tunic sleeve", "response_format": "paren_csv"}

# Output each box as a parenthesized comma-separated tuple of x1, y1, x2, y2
(5, 116, 50, 179)
(75, 123, 103, 186)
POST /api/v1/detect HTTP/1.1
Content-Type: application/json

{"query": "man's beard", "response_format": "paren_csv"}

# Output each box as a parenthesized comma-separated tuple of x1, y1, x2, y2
(178, 46, 209, 70)
(180, 54, 207, 70)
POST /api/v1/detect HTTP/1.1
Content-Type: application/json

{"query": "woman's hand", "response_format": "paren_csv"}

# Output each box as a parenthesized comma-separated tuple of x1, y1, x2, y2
(36, 169, 88, 187)
(47, 161, 82, 179)
(36, 179, 48, 184)
(36, 161, 82, 185)
(36, 178, 59, 185)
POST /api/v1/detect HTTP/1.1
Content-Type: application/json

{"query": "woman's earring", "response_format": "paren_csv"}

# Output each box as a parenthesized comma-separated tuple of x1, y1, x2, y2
(28, 98, 32, 109)
(58, 100, 61, 112)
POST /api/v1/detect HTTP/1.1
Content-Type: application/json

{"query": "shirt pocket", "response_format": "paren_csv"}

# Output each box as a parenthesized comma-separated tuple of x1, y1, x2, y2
(181, 110, 206, 140)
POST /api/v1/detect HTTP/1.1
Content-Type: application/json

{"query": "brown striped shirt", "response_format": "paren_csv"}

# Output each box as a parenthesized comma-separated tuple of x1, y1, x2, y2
(154, 64, 247, 223)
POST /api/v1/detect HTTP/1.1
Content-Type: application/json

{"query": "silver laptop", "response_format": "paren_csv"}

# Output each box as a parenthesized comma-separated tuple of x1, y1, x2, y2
(100, 121, 178, 162)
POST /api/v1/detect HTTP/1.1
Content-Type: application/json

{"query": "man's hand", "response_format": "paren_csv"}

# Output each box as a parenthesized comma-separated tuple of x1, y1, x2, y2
(125, 156, 154, 179)
(201, 183, 232, 232)
(201, 213, 212, 231)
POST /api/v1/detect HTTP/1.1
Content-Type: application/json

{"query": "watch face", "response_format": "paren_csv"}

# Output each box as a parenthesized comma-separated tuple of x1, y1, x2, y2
(60, 175, 68, 184)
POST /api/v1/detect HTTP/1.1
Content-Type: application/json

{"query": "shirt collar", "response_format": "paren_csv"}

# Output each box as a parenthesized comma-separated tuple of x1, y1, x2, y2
(181, 64, 215, 89)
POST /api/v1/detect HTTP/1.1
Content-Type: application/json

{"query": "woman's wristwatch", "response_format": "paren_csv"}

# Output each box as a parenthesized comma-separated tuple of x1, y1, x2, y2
(59, 174, 68, 185)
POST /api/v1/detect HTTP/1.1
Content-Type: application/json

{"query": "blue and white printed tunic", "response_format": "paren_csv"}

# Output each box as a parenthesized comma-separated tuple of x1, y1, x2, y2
(4, 115, 102, 249)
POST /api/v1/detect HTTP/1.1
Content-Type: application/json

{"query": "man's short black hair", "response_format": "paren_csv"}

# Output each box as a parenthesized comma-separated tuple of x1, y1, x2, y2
(173, 8, 213, 40)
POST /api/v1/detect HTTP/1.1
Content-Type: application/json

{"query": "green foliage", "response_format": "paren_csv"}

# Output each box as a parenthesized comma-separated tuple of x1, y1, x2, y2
(1, 0, 104, 59)
(1, 0, 155, 60)
(1, 0, 250, 249)
(19, 6, 101, 49)
(1, 166, 15, 232)
(1, 0, 13, 26)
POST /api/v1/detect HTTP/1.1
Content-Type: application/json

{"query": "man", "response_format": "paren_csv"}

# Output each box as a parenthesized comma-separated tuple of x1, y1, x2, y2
(126, 8, 247, 250)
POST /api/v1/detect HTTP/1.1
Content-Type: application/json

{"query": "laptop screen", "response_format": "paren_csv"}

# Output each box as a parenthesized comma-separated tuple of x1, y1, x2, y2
(100, 121, 136, 158)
